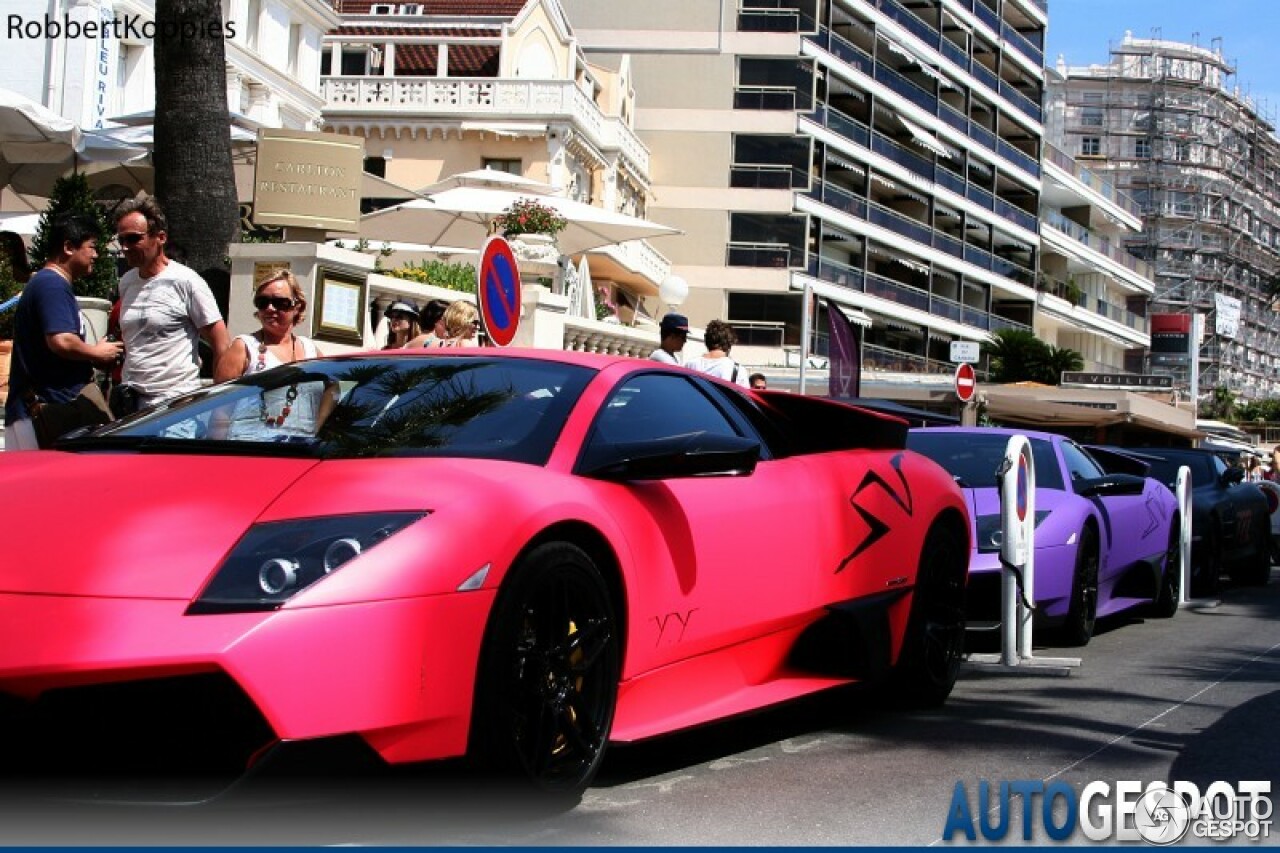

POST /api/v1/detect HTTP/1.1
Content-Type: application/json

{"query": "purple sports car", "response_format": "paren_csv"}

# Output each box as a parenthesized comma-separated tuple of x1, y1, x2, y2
(906, 427, 1181, 646)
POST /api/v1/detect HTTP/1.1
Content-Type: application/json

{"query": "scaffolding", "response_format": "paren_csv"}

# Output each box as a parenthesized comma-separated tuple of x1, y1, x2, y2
(1051, 32, 1280, 400)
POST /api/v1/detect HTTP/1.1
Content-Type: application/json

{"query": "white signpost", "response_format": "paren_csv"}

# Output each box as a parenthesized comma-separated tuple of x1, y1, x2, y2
(950, 340, 980, 364)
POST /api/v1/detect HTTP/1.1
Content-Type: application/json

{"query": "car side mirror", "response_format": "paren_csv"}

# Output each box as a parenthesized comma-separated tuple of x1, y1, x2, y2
(1078, 472, 1147, 498)
(581, 432, 761, 481)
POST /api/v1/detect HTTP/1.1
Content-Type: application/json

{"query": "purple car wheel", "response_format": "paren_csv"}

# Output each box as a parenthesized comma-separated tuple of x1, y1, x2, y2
(1151, 518, 1181, 618)
(1061, 526, 1099, 647)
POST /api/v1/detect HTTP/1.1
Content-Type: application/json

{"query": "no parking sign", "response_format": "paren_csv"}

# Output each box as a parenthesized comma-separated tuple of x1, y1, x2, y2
(478, 235, 521, 347)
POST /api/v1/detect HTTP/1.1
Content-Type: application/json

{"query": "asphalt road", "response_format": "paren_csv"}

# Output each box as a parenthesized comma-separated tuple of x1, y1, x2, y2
(3, 570, 1279, 846)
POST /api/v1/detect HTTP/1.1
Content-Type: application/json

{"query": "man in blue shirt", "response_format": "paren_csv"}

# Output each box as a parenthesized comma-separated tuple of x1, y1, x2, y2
(4, 215, 123, 451)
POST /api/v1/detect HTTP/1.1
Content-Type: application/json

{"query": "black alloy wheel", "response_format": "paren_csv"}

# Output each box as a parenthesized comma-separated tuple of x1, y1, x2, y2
(1061, 526, 1099, 647)
(1151, 518, 1181, 618)
(1191, 522, 1222, 597)
(471, 542, 619, 795)
(888, 521, 967, 708)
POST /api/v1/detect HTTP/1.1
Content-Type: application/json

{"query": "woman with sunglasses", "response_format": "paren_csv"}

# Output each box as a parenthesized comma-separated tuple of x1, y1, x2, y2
(382, 301, 421, 350)
(212, 272, 335, 439)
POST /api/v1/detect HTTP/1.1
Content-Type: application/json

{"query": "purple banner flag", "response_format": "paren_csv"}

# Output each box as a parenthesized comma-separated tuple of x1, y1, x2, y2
(826, 298, 861, 399)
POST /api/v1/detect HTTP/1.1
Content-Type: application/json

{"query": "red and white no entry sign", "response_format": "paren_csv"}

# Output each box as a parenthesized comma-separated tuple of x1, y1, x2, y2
(954, 362, 977, 402)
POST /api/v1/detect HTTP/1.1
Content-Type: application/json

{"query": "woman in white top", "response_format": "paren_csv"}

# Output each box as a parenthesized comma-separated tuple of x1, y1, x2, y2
(212, 271, 335, 440)
(685, 319, 750, 387)
(409, 300, 481, 349)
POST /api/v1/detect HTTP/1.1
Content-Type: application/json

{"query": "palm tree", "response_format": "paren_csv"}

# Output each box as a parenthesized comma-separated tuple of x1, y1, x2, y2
(153, 0, 239, 278)
(1034, 345, 1085, 385)
(983, 328, 1043, 383)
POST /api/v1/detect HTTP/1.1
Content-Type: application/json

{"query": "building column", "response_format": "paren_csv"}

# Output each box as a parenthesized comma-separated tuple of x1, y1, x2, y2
(438, 43, 448, 77)
(226, 67, 243, 116)
(383, 42, 395, 76)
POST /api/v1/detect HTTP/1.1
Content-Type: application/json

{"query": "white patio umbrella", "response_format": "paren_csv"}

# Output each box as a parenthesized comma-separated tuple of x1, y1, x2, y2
(0, 88, 147, 196)
(359, 187, 678, 257)
(421, 167, 560, 194)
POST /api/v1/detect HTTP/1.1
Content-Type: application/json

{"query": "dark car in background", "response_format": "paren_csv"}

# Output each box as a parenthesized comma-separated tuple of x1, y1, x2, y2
(1122, 447, 1271, 595)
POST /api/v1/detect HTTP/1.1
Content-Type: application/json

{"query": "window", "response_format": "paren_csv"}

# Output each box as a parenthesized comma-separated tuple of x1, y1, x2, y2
(370, 4, 394, 13)
(579, 374, 743, 472)
(1080, 136, 1101, 157)
(1174, 141, 1190, 162)
(1081, 92, 1103, 127)
(398, 3, 422, 12)
(244, 0, 260, 48)
(1060, 440, 1106, 487)
(482, 158, 522, 175)
(1135, 138, 1151, 159)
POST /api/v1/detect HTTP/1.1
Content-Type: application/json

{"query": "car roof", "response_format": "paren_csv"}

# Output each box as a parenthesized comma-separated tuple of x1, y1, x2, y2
(908, 426, 1064, 443)
(335, 346, 627, 371)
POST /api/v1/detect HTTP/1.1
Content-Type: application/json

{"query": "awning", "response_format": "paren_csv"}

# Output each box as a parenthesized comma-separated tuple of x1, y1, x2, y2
(899, 117, 953, 159)
(835, 306, 874, 327)
(883, 38, 916, 62)
(894, 256, 930, 274)
(941, 8, 972, 34)
(871, 173, 896, 191)
(829, 75, 866, 100)
(825, 152, 865, 175)
(894, 186, 929, 205)
(915, 61, 955, 90)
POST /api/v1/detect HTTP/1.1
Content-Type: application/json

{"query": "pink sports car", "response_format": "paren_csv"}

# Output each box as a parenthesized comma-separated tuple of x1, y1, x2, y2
(0, 350, 969, 795)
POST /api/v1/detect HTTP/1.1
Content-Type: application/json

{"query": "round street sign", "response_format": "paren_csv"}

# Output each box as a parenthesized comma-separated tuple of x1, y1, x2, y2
(954, 362, 977, 402)
(1016, 453, 1029, 522)
(477, 235, 521, 347)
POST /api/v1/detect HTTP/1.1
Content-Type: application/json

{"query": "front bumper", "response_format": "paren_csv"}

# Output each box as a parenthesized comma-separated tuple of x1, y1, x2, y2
(0, 589, 495, 773)
(965, 543, 1076, 622)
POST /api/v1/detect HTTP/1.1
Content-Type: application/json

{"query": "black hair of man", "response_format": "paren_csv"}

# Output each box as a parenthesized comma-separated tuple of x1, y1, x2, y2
(49, 214, 101, 253)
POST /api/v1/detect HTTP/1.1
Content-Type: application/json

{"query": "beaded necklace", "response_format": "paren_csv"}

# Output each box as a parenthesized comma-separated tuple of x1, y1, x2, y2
(257, 332, 299, 426)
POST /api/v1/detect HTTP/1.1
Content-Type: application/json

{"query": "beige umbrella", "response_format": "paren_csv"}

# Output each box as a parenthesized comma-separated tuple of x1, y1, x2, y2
(359, 187, 678, 257)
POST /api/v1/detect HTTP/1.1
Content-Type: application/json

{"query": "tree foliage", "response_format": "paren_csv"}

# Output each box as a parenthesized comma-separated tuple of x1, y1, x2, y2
(982, 327, 1084, 385)
(28, 173, 118, 302)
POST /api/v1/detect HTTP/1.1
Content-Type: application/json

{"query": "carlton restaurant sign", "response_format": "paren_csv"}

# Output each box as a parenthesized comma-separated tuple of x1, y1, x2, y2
(1060, 372, 1174, 390)
(252, 128, 364, 233)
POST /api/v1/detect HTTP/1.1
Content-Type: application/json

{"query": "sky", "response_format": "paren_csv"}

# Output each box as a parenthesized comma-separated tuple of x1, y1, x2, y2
(1045, 0, 1280, 122)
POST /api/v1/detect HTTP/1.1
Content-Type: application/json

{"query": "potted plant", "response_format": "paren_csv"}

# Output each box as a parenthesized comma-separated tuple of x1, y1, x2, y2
(493, 198, 568, 240)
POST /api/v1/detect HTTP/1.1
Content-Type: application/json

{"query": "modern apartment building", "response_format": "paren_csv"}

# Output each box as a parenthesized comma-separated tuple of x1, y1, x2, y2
(559, 0, 1046, 374)
(1037, 141, 1153, 373)
(1047, 34, 1280, 400)
(320, 0, 671, 303)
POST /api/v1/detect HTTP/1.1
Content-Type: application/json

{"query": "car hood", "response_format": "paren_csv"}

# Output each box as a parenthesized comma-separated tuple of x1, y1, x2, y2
(0, 453, 318, 598)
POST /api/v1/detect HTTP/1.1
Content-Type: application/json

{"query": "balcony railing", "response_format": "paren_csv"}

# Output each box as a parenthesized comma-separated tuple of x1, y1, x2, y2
(1044, 143, 1143, 218)
(322, 76, 650, 173)
(809, 105, 1038, 231)
(728, 242, 794, 267)
(731, 163, 805, 189)
(1043, 210, 1156, 279)
(808, 255, 1031, 334)
(734, 86, 801, 111)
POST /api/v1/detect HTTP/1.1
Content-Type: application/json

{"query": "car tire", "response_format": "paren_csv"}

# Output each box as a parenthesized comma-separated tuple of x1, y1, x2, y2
(1151, 518, 1181, 618)
(1233, 521, 1272, 587)
(470, 542, 619, 796)
(887, 520, 967, 708)
(1060, 526, 1099, 647)
(1191, 522, 1222, 598)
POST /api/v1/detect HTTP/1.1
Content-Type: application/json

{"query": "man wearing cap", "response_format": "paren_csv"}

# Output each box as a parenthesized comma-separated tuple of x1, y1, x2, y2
(383, 301, 421, 350)
(650, 312, 689, 365)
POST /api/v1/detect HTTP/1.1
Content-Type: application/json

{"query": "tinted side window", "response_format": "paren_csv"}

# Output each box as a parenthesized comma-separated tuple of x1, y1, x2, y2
(1061, 440, 1106, 487)
(579, 373, 743, 469)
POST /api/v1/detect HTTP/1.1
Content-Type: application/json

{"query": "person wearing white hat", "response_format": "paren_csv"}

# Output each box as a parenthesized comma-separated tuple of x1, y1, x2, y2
(383, 301, 421, 350)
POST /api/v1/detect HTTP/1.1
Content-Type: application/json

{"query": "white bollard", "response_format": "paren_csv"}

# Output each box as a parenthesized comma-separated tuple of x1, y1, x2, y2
(998, 435, 1036, 666)
(1177, 465, 1192, 606)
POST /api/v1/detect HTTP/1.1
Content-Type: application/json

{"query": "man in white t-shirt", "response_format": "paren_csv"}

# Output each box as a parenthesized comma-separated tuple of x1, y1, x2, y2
(649, 313, 689, 364)
(114, 197, 230, 410)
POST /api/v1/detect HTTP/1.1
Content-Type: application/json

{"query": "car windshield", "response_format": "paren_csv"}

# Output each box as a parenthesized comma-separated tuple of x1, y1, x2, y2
(66, 356, 595, 464)
(906, 432, 1065, 491)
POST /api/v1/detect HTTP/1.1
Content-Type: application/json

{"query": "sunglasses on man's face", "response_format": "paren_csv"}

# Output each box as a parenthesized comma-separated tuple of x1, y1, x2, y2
(254, 295, 297, 311)
(116, 232, 148, 247)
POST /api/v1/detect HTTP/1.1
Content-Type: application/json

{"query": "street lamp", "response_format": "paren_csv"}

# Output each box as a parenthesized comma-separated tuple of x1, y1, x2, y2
(659, 274, 688, 309)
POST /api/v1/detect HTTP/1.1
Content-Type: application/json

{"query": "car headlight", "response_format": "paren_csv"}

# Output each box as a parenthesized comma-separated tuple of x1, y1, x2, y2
(187, 512, 426, 614)
(974, 510, 1051, 553)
